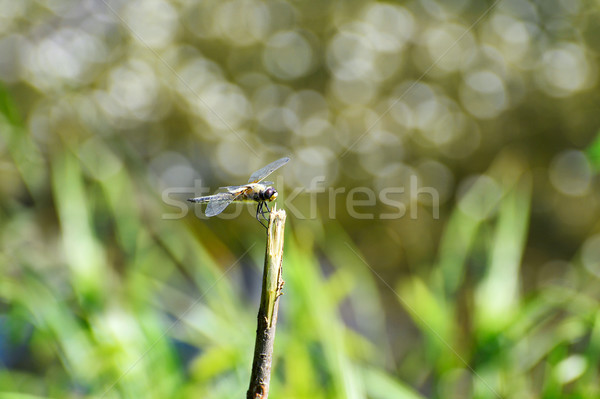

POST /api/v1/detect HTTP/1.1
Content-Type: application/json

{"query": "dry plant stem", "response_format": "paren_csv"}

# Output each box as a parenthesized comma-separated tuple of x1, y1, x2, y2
(247, 206, 287, 399)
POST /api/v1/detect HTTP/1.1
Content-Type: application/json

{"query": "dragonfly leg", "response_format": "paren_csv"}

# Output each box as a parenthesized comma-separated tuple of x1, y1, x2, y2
(255, 201, 261, 222)
(260, 202, 272, 225)
(256, 202, 268, 229)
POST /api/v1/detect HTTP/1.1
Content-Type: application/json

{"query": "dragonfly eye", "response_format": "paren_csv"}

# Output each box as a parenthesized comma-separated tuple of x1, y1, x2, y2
(264, 187, 277, 201)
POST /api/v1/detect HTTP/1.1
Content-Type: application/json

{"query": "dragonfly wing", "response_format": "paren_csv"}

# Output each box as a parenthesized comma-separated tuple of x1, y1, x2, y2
(247, 157, 290, 183)
(220, 184, 253, 192)
(205, 192, 237, 217)
(188, 194, 215, 203)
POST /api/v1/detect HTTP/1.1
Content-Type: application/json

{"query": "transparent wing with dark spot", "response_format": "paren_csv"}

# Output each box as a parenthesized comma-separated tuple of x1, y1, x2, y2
(205, 192, 239, 217)
(247, 157, 290, 183)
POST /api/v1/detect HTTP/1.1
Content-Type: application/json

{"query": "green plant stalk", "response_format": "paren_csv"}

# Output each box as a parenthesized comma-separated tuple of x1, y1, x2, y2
(247, 206, 286, 399)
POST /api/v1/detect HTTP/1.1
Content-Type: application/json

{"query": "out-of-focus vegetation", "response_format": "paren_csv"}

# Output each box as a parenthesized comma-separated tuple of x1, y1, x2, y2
(1, 0, 600, 398)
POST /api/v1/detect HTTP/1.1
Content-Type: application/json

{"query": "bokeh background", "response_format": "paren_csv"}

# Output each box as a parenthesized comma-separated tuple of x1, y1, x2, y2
(2, 0, 600, 398)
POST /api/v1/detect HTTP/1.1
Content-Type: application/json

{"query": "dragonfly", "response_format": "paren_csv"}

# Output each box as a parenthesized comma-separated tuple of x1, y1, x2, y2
(188, 157, 290, 228)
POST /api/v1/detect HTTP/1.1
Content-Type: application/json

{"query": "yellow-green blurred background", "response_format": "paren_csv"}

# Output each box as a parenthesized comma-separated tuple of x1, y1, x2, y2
(2, 0, 600, 398)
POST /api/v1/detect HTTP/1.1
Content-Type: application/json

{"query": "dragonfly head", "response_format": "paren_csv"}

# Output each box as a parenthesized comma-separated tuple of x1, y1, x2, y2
(264, 187, 278, 202)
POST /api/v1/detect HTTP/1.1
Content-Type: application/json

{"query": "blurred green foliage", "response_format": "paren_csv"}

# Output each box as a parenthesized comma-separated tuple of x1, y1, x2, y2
(1, 0, 600, 398)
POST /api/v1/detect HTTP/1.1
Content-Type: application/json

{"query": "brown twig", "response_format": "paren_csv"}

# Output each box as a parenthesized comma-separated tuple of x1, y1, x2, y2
(247, 205, 287, 399)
